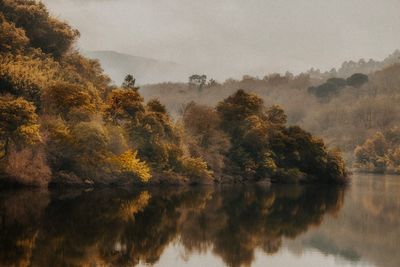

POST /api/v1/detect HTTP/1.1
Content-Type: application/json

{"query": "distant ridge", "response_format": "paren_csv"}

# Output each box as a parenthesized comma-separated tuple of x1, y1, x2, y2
(306, 49, 400, 79)
(83, 50, 189, 85)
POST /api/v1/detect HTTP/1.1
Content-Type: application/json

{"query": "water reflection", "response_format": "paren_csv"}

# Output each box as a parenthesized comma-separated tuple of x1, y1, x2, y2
(179, 185, 344, 267)
(0, 190, 49, 267)
(290, 174, 400, 267)
(0, 184, 347, 267)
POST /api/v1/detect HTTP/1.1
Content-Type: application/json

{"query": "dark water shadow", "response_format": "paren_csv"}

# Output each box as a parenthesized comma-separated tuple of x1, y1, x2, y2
(0, 184, 346, 267)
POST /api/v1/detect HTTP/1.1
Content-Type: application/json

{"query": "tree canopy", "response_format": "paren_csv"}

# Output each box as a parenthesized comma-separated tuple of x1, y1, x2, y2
(0, 0, 347, 186)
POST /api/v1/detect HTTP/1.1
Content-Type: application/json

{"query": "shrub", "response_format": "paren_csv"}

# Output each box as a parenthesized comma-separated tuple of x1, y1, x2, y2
(109, 150, 151, 183)
(0, 96, 41, 159)
(0, 53, 59, 106)
(181, 157, 213, 184)
(354, 128, 400, 174)
(5, 148, 51, 187)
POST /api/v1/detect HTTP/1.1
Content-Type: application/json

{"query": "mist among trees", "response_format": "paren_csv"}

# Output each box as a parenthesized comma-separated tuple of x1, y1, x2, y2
(2, 1, 400, 267)
(0, 0, 350, 187)
(141, 50, 400, 175)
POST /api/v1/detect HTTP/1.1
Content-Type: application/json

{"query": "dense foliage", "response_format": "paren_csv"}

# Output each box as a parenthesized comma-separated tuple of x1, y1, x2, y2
(142, 50, 400, 171)
(354, 127, 400, 174)
(308, 73, 368, 101)
(215, 90, 347, 183)
(0, 0, 347, 186)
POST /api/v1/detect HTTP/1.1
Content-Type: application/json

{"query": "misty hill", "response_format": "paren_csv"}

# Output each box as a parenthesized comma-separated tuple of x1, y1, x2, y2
(141, 50, 400, 167)
(306, 49, 400, 79)
(84, 49, 400, 87)
(83, 50, 189, 85)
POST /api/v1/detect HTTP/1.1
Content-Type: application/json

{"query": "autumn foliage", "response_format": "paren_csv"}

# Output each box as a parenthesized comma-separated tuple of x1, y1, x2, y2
(0, 0, 347, 187)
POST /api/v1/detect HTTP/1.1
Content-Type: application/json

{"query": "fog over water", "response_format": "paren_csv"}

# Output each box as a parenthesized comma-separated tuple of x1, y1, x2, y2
(42, 0, 400, 81)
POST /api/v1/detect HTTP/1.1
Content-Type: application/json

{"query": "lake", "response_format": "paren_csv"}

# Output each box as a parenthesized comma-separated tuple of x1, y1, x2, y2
(0, 173, 399, 267)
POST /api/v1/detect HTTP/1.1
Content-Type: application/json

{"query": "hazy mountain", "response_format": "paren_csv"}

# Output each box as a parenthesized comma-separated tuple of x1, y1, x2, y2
(83, 50, 190, 85)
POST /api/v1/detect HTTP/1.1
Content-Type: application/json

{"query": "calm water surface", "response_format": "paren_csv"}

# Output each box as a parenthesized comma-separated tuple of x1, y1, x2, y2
(0, 174, 399, 267)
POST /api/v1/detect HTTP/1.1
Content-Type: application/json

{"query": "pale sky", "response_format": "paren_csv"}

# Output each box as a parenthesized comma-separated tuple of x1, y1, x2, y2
(43, 0, 400, 80)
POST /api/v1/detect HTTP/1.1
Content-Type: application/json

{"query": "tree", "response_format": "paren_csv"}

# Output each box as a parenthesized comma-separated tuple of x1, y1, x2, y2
(105, 90, 183, 172)
(71, 121, 110, 157)
(132, 101, 181, 169)
(216, 90, 347, 183)
(308, 77, 347, 99)
(180, 157, 213, 184)
(0, 97, 41, 159)
(0, 0, 80, 58)
(263, 73, 289, 87)
(122, 74, 139, 90)
(207, 78, 219, 87)
(68, 121, 113, 180)
(217, 89, 264, 136)
(346, 73, 369, 88)
(40, 117, 74, 171)
(43, 81, 98, 121)
(147, 99, 167, 114)
(182, 103, 230, 176)
(327, 78, 347, 87)
(353, 130, 394, 173)
(266, 105, 287, 125)
(109, 150, 151, 183)
(0, 14, 29, 53)
(216, 90, 273, 180)
(0, 53, 59, 107)
(61, 52, 111, 95)
(104, 88, 145, 125)
(189, 74, 207, 91)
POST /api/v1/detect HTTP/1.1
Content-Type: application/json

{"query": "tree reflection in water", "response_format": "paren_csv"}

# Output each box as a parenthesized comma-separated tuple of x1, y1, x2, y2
(0, 185, 345, 267)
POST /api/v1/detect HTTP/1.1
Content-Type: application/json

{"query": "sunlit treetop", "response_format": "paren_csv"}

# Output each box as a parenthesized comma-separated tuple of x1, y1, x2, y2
(0, 0, 80, 58)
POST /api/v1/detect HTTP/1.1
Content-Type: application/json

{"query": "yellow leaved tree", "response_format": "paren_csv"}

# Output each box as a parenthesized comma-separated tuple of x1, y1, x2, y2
(110, 150, 151, 182)
(0, 96, 41, 159)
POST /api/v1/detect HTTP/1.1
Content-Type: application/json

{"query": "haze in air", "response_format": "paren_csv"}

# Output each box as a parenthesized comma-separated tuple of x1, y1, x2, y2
(42, 0, 400, 82)
(1, 1, 400, 267)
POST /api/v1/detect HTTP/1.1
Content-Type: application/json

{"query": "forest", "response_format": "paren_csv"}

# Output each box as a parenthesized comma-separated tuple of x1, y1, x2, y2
(0, 0, 350, 187)
(142, 50, 400, 175)
(2, 1, 400, 267)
